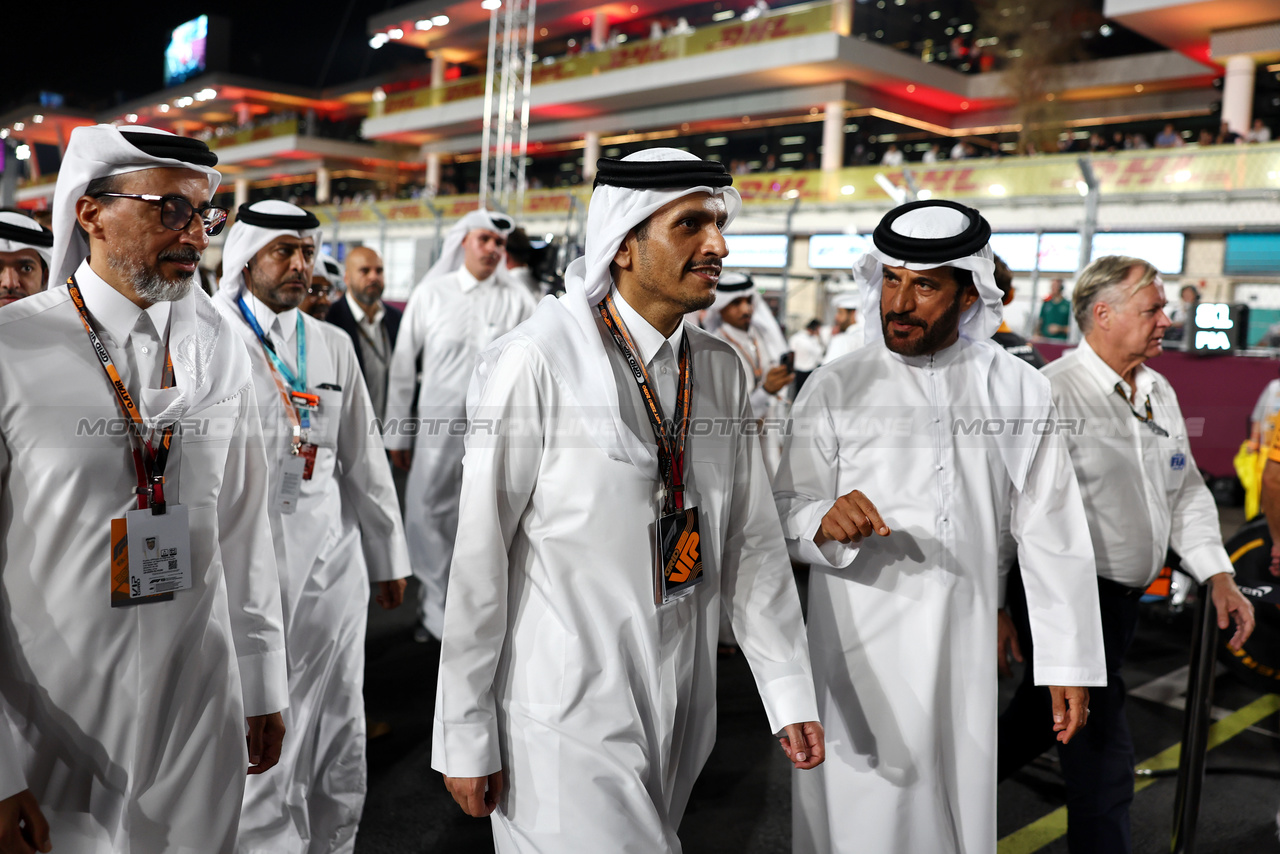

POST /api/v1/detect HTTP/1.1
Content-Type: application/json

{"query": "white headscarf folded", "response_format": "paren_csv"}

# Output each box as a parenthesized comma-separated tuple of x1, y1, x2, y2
(51, 124, 222, 287)
(217, 200, 321, 298)
(421, 208, 515, 284)
(477, 147, 743, 471)
(702, 271, 788, 356)
(851, 201, 1003, 347)
(314, 252, 344, 292)
(832, 291, 860, 310)
(0, 211, 53, 268)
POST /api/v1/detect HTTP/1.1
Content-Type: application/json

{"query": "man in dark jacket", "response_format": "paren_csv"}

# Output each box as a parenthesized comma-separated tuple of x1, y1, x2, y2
(326, 246, 402, 419)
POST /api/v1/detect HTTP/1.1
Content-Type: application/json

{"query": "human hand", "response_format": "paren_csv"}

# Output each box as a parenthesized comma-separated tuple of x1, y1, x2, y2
(246, 712, 286, 775)
(0, 790, 50, 854)
(1048, 686, 1089, 744)
(443, 770, 504, 817)
(390, 449, 413, 470)
(762, 364, 795, 395)
(814, 490, 890, 547)
(1210, 572, 1256, 650)
(376, 579, 407, 610)
(997, 608, 1024, 678)
(779, 721, 825, 770)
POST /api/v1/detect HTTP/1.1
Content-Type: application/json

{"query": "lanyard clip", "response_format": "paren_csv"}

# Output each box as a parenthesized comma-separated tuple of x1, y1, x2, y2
(148, 475, 167, 515)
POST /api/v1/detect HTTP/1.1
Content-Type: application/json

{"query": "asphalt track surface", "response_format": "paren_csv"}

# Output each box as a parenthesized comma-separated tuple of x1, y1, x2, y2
(355, 510, 1280, 853)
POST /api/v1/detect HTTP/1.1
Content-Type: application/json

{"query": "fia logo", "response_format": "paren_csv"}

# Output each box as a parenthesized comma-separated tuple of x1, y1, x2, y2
(1170, 452, 1186, 471)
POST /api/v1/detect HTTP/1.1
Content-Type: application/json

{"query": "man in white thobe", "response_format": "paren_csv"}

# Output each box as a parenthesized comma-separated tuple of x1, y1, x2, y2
(822, 292, 863, 363)
(704, 271, 792, 422)
(0, 124, 287, 853)
(998, 255, 1255, 853)
(775, 199, 1107, 854)
(383, 209, 537, 642)
(432, 149, 823, 853)
(0, 210, 52, 307)
(215, 200, 411, 854)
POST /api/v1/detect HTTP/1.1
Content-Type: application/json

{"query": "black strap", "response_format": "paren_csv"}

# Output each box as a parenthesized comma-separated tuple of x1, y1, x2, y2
(0, 217, 52, 247)
(594, 157, 732, 190)
(873, 199, 991, 264)
(234, 203, 320, 230)
(120, 131, 218, 167)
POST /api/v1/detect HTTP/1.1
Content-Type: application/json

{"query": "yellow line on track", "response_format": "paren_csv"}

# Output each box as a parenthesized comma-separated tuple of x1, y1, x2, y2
(997, 694, 1280, 854)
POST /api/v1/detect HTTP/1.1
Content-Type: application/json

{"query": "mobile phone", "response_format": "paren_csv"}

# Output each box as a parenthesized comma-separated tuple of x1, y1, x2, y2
(780, 351, 795, 371)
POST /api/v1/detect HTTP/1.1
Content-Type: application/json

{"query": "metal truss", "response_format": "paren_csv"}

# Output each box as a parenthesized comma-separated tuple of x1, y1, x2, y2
(478, 0, 537, 214)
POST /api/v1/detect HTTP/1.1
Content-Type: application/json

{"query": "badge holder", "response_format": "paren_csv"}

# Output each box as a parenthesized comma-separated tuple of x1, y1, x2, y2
(654, 506, 704, 605)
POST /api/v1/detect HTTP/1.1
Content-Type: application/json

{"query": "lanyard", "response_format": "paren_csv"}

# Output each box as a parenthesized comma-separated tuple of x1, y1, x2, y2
(597, 294, 693, 513)
(1114, 382, 1169, 437)
(721, 328, 764, 384)
(238, 295, 313, 436)
(67, 277, 175, 514)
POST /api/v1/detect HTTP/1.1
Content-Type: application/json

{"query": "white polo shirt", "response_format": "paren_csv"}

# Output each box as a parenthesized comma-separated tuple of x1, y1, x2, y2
(1043, 337, 1234, 588)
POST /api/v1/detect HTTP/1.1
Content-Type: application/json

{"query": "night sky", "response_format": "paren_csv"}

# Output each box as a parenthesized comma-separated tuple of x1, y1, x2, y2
(4, 2, 429, 114)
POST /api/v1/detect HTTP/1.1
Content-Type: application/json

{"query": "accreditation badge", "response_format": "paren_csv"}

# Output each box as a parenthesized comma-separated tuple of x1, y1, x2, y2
(278, 454, 307, 514)
(653, 506, 704, 605)
(109, 505, 192, 606)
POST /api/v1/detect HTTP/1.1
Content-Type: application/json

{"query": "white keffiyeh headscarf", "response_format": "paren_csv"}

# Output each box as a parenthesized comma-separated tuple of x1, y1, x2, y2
(420, 208, 515, 284)
(701, 271, 788, 356)
(0, 211, 53, 269)
(51, 124, 221, 287)
(217, 200, 321, 298)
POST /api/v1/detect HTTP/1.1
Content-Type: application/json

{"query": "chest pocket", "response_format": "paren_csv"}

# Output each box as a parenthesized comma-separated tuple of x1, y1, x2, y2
(175, 397, 242, 510)
(306, 388, 345, 449)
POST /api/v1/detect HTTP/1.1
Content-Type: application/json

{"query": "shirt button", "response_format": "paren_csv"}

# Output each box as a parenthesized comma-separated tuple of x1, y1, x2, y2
(140, 345, 150, 354)
(936, 464, 943, 471)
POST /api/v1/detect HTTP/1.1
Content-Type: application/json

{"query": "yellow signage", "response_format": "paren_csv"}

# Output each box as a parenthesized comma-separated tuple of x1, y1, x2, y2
(207, 118, 299, 151)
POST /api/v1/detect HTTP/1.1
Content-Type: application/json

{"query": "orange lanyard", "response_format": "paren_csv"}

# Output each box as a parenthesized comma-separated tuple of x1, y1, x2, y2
(597, 294, 693, 513)
(67, 276, 175, 513)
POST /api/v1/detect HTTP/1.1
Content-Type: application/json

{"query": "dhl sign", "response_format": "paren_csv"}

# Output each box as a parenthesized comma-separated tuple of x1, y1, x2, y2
(374, 2, 835, 117)
(207, 119, 299, 150)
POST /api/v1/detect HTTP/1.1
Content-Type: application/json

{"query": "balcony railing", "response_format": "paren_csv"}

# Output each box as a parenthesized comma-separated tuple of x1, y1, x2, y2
(369, 1, 839, 119)
(306, 143, 1280, 226)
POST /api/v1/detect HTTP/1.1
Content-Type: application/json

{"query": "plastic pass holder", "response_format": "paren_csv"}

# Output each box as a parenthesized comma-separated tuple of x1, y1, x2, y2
(653, 507, 704, 605)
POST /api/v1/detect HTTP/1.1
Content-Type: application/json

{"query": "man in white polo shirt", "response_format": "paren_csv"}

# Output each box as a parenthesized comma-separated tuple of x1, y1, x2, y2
(998, 254, 1255, 854)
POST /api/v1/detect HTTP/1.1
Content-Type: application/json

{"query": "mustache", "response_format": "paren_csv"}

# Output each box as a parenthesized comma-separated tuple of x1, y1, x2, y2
(884, 311, 926, 328)
(158, 247, 201, 264)
(688, 260, 722, 274)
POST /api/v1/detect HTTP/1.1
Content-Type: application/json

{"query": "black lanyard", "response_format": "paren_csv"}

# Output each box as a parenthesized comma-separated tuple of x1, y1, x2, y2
(1114, 382, 1169, 437)
(597, 294, 693, 513)
(67, 276, 175, 514)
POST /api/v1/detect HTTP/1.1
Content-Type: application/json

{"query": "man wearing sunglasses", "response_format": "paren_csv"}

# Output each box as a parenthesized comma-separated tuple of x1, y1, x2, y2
(0, 124, 287, 853)
(384, 209, 537, 644)
(999, 254, 1255, 854)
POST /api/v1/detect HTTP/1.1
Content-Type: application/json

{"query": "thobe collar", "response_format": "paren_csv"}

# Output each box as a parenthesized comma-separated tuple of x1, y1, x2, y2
(74, 259, 171, 346)
(718, 321, 760, 352)
(886, 335, 967, 369)
(1074, 336, 1155, 403)
(346, 290, 385, 326)
(457, 265, 496, 294)
(610, 285, 684, 367)
(243, 289, 299, 347)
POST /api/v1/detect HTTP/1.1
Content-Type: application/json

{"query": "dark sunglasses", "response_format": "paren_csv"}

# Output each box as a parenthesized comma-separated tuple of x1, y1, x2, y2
(93, 192, 229, 236)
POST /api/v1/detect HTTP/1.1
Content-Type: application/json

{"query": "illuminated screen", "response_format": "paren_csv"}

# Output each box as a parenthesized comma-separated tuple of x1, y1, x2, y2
(1191, 302, 1236, 353)
(807, 234, 875, 269)
(165, 16, 208, 87)
(724, 234, 789, 269)
(1091, 233, 1185, 275)
(987, 234, 1039, 272)
(991, 232, 1185, 275)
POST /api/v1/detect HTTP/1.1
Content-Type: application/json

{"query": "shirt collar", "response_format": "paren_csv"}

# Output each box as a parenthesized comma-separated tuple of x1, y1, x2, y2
(74, 259, 171, 345)
(243, 289, 299, 346)
(457, 265, 494, 293)
(345, 290, 384, 325)
(1076, 336, 1155, 401)
(611, 286, 684, 367)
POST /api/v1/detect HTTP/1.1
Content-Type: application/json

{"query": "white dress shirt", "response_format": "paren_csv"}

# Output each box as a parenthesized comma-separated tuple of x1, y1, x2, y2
(1044, 337, 1234, 588)
(74, 262, 172, 407)
(610, 286, 682, 414)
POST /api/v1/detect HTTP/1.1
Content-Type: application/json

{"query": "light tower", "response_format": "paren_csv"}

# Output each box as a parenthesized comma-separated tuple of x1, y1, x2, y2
(478, 0, 537, 214)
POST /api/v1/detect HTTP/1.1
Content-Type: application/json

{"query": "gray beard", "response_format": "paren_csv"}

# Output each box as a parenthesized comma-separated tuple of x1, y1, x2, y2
(108, 253, 194, 303)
